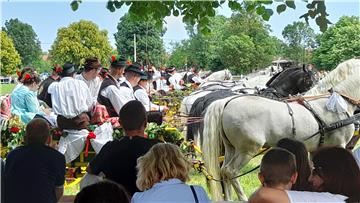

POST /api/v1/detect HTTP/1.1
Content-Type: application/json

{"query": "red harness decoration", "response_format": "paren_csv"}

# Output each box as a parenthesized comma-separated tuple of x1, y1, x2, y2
(85, 131, 96, 157)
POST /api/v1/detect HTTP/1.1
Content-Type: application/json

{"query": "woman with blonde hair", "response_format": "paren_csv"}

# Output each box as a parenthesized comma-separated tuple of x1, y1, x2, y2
(132, 143, 210, 203)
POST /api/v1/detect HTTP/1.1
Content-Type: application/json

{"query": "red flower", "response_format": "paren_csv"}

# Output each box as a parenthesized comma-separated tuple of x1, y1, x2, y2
(111, 55, 116, 62)
(9, 127, 21, 133)
(85, 131, 96, 157)
(53, 130, 62, 137)
(55, 67, 63, 73)
(24, 73, 31, 80)
(126, 60, 132, 65)
(16, 71, 21, 77)
(87, 131, 96, 139)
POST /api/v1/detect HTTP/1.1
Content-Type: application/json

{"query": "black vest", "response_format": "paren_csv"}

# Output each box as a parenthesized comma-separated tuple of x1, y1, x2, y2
(133, 85, 152, 102)
(120, 82, 130, 88)
(97, 76, 119, 117)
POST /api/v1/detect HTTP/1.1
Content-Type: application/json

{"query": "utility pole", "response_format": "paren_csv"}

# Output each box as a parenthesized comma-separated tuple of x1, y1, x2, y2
(134, 34, 137, 62)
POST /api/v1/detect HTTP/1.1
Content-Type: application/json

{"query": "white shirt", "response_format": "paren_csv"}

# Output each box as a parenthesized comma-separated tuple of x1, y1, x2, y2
(169, 75, 183, 90)
(100, 80, 135, 115)
(156, 79, 170, 92)
(48, 77, 95, 118)
(286, 190, 347, 203)
(192, 75, 203, 84)
(75, 74, 101, 101)
(134, 85, 165, 111)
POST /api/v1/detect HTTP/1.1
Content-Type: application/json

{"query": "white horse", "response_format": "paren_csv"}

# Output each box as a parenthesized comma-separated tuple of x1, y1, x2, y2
(202, 58, 360, 201)
(203, 69, 233, 82)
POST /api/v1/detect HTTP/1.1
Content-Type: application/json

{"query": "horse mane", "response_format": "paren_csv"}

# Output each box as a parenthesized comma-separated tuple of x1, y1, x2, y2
(306, 58, 360, 95)
(266, 67, 302, 87)
(187, 90, 237, 141)
(333, 75, 360, 100)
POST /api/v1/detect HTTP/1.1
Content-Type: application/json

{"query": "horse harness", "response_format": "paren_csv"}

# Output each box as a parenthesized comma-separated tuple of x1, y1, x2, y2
(223, 93, 360, 147)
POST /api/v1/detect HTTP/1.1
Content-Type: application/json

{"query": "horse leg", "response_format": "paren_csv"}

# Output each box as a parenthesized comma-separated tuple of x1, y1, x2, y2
(221, 149, 255, 201)
(220, 142, 235, 200)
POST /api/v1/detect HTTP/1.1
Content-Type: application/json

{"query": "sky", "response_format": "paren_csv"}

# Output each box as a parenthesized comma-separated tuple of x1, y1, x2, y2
(1, 0, 359, 52)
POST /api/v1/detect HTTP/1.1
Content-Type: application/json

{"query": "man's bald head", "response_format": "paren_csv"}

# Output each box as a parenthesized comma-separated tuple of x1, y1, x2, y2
(25, 118, 50, 145)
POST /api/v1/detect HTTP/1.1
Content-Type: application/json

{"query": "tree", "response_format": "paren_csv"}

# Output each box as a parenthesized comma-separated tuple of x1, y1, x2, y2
(3, 18, 42, 66)
(219, 34, 256, 74)
(312, 16, 360, 70)
(0, 31, 21, 76)
(71, 1, 331, 33)
(167, 42, 188, 68)
(114, 14, 165, 67)
(168, 12, 282, 73)
(282, 21, 316, 63)
(49, 20, 112, 66)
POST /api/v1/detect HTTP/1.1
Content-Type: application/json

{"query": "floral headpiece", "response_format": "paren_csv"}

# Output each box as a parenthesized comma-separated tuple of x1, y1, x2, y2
(54, 64, 63, 73)
(111, 55, 119, 63)
(17, 68, 33, 82)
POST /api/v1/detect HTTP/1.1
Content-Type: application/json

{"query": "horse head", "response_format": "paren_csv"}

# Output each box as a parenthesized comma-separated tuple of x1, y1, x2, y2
(267, 67, 316, 96)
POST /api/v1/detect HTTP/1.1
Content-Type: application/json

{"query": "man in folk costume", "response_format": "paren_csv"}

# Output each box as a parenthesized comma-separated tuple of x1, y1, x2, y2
(48, 63, 95, 130)
(37, 64, 61, 107)
(119, 63, 147, 100)
(97, 56, 127, 117)
(134, 74, 168, 112)
(166, 67, 185, 90)
(75, 57, 102, 102)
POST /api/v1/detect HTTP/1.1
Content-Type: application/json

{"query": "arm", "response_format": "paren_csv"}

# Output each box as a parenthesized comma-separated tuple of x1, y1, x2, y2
(134, 90, 151, 111)
(102, 86, 128, 115)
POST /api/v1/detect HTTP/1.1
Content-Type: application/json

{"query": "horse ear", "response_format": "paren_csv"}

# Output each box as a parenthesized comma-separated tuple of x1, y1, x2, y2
(303, 64, 308, 73)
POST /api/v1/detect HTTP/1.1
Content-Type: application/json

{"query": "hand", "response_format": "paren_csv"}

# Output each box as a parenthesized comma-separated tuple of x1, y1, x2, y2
(43, 108, 52, 116)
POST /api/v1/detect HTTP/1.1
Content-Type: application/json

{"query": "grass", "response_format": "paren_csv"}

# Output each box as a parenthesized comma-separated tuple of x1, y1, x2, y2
(0, 83, 16, 95)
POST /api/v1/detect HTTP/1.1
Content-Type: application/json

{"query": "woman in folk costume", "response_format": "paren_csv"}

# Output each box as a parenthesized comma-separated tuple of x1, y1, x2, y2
(11, 67, 49, 124)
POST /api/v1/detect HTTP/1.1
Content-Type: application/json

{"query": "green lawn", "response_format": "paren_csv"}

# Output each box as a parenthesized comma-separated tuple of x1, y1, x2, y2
(0, 83, 16, 95)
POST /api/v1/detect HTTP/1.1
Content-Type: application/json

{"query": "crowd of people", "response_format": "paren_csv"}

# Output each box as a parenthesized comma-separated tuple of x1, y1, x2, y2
(1, 56, 360, 203)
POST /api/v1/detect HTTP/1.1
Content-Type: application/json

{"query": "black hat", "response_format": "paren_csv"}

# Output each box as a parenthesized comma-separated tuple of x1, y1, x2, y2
(140, 74, 148, 80)
(61, 63, 76, 76)
(126, 63, 147, 76)
(166, 67, 175, 73)
(110, 55, 127, 68)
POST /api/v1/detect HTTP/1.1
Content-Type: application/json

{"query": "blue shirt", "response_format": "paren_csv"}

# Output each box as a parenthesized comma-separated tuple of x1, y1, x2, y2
(11, 84, 43, 124)
(131, 178, 211, 203)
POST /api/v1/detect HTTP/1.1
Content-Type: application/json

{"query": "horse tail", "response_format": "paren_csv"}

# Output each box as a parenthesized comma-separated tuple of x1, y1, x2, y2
(202, 96, 237, 201)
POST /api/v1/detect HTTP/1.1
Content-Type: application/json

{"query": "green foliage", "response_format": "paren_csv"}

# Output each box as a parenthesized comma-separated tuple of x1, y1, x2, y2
(49, 20, 112, 66)
(219, 35, 256, 74)
(3, 18, 42, 66)
(70, 0, 332, 34)
(31, 59, 52, 74)
(312, 16, 360, 70)
(168, 13, 281, 73)
(114, 14, 166, 67)
(0, 31, 21, 76)
(282, 21, 316, 63)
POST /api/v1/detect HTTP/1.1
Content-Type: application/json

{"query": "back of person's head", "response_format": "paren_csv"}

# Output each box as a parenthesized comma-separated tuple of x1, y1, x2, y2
(25, 118, 50, 145)
(277, 138, 311, 191)
(17, 67, 40, 85)
(119, 100, 147, 131)
(74, 180, 130, 203)
(60, 63, 76, 77)
(311, 146, 360, 201)
(136, 143, 191, 191)
(259, 148, 297, 187)
(83, 57, 102, 72)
